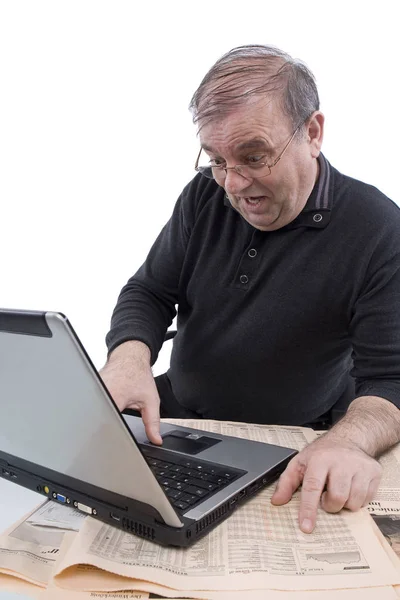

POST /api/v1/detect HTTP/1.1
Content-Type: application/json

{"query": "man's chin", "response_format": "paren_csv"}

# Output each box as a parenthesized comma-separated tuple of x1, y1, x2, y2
(241, 212, 281, 231)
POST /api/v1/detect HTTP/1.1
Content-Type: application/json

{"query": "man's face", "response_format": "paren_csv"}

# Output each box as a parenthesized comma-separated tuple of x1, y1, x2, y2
(198, 97, 323, 231)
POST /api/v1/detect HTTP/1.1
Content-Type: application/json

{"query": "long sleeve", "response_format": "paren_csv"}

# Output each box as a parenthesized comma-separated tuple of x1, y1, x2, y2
(105, 174, 215, 365)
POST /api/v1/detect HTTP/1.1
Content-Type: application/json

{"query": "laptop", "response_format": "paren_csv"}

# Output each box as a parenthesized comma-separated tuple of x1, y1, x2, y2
(0, 309, 297, 547)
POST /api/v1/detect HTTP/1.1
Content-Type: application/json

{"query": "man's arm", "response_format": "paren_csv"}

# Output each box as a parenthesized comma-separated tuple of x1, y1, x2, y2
(102, 179, 205, 440)
(100, 340, 163, 445)
(271, 395, 400, 533)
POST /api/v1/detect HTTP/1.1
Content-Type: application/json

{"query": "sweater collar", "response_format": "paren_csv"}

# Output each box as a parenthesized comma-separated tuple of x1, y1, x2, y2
(283, 152, 332, 230)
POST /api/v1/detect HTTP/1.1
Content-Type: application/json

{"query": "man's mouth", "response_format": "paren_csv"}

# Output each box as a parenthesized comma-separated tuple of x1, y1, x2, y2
(242, 196, 265, 206)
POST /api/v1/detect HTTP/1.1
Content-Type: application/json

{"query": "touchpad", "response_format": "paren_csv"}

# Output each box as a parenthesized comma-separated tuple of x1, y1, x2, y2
(161, 430, 221, 455)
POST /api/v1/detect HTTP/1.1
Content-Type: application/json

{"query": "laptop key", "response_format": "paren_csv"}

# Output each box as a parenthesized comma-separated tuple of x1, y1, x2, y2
(184, 486, 207, 498)
(190, 478, 214, 491)
(176, 476, 192, 485)
(179, 493, 197, 504)
(174, 500, 189, 510)
(204, 482, 219, 492)
(169, 466, 183, 473)
(158, 462, 173, 469)
(168, 480, 188, 491)
(217, 471, 235, 480)
(155, 469, 170, 477)
(166, 489, 182, 500)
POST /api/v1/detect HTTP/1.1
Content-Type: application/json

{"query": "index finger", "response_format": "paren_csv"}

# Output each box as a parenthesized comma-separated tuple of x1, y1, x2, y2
(141, 401, 162, 446)
(299, 464, 328, 533)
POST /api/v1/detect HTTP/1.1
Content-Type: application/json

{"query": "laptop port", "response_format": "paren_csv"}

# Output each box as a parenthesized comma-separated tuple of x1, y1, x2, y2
(74, 502, 93, 515)
(238, 489, 247, 499)
(229, 495, 239, 506)
(110, 512, 121, 522)
(247, 481, 261, 496)
(56, 494, 67, 503)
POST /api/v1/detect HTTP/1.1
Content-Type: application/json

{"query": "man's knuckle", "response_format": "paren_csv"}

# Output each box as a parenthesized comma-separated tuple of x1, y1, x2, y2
(327, 490, 348, 505)
(345, 498, 362, 511)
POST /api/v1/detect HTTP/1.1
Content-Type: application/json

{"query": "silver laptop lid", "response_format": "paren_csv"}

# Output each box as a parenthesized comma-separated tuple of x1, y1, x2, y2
(0, 309, 182, 528)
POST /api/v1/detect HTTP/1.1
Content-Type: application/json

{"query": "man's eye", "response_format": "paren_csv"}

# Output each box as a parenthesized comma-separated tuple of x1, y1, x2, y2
(209, 158, 226, 168)
(245, 155, 266, 165)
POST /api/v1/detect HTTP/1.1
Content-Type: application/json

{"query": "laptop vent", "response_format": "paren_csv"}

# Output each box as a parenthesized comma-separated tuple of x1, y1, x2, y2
(195, 501, 229, 534)
(121, 517, 155, 540)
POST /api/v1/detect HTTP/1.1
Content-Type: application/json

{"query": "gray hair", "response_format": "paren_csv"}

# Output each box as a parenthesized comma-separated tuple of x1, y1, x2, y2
(189, 44, 320, 130)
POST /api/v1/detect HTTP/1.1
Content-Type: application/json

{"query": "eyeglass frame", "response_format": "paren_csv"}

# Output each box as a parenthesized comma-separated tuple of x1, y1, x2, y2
(194, 123, 303, 180)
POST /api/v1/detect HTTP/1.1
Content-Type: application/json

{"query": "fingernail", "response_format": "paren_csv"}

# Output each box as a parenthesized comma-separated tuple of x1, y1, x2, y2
(301, 518, 313, 533)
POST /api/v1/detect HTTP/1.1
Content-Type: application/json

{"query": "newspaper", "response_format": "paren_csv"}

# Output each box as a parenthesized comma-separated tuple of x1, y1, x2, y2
(367, 444, 400, 517)
(362, 442, 400, 599)
(0, 501, 66, 587)
(366, 443, 400, 559)
(0, 506, 149, 599)
(27, 498, 87, 531)
(49, 420, 400, 595)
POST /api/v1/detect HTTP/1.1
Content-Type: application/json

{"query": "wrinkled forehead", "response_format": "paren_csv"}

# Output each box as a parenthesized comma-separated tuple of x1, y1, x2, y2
(198, 96, 291, 151)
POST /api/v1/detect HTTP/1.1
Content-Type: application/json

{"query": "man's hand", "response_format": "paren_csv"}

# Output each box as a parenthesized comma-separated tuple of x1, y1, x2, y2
(271, 434, 382, 533)
(99, 340, 163, 445)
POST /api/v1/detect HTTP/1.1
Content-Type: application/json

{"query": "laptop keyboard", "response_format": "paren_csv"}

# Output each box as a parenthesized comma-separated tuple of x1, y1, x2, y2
(141, 445, 245, 512)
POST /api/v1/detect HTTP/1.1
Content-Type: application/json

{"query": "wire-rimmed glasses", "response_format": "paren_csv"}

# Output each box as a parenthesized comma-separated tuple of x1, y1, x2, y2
(195, 125, 301, 180)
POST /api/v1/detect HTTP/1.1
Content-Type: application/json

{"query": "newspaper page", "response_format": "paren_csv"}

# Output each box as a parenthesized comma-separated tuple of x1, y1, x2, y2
(0, 500, 64, 587)
(53, 492, 400, 594)
(367, 444, 400, 517)
(26, 499, 87, 531)
(366, 443, 400, 560)
(363, 442, 400, 598)
(52, 421, 400, 595)
(0, 509, 151, 599)
(40, 532, 149, 600)
(0, 500, 85, 589)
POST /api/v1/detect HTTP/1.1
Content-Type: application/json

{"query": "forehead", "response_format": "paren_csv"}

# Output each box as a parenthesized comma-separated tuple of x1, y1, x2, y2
(199, 97, 291, 152)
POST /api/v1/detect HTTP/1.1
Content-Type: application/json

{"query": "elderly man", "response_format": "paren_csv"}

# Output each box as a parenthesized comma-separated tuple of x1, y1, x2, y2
(101, 45, 400, 534)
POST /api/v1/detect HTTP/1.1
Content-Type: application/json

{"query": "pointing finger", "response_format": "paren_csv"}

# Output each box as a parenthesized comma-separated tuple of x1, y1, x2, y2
(141, 400, 162, 445)
(299, 464, 328, 533)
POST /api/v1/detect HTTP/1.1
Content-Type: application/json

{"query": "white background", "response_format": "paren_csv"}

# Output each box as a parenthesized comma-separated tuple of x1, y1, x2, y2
(0, 6, 399, 597)
(1, 0, 399, 373)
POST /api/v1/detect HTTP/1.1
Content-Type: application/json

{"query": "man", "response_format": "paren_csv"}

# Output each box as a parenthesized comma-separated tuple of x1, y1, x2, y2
(101, 45, 400, 534)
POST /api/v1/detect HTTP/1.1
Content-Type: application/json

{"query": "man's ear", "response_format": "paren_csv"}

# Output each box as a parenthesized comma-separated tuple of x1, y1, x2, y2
(307, 111, 324, 158)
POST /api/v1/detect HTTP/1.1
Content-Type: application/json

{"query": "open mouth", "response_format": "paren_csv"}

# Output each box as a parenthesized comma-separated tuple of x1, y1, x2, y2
(242, 196, 266, 207)
(245, 197, 262, 205)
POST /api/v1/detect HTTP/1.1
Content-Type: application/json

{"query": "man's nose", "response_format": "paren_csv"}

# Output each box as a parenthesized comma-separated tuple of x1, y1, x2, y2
(223, 168, 251, 195)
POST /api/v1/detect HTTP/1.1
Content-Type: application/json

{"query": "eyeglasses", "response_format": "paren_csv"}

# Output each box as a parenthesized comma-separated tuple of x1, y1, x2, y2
(195, 125, 301, 181)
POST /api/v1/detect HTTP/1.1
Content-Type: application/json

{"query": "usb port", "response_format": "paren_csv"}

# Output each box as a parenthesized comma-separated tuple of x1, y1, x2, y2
(110, 512, 121, 522)
(56, 494, 67, 503)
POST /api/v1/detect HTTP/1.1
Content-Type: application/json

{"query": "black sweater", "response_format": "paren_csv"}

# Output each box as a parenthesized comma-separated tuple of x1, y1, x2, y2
(106, 154, 400, 425)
